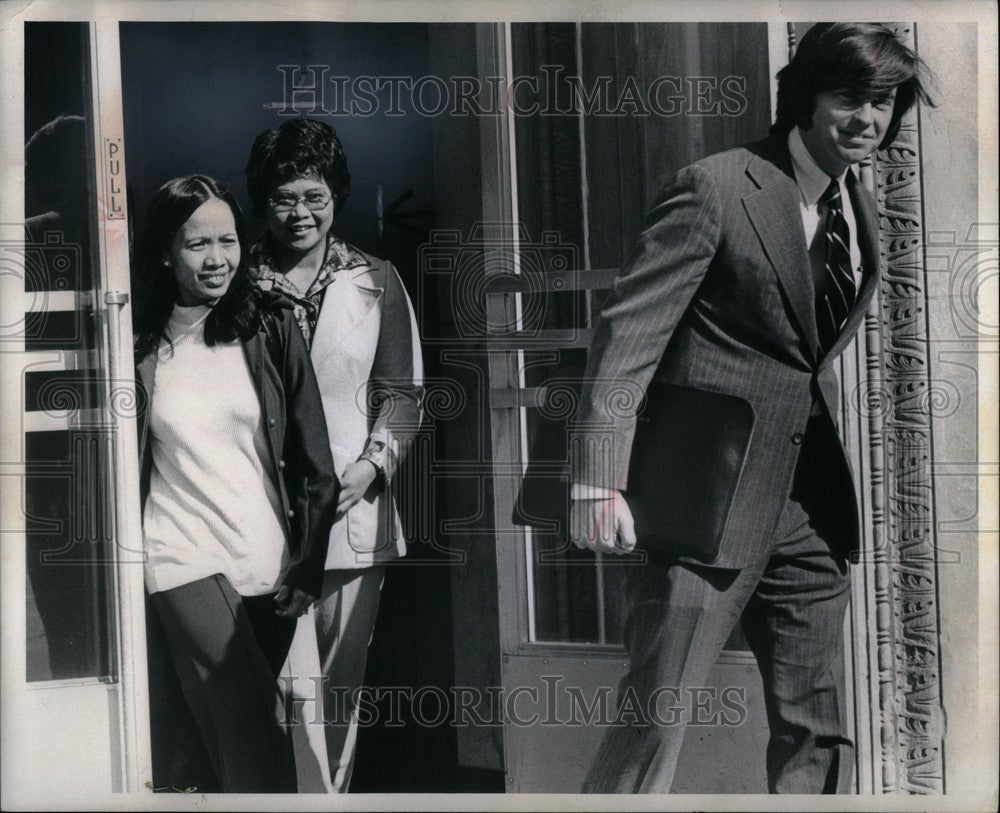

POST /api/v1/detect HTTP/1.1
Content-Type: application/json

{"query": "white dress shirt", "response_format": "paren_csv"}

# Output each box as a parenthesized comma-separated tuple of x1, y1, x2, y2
(787, 126, 865, 292)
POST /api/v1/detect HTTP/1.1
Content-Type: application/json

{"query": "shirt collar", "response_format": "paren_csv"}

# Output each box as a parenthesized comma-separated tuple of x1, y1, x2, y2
(249, 231, 369, 299)
(788, 127, 853, 208)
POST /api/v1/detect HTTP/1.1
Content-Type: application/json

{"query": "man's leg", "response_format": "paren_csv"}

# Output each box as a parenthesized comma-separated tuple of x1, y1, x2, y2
(582, 556, 765, 793)
(741, 494, 853, 794)
(313, 566, 385, 792)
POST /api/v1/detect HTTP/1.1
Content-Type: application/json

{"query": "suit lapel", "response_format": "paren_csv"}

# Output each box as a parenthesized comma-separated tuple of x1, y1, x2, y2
(316, 264, 384, 346)
(847, 168, 879, 274)
(742, 138, 820, 364)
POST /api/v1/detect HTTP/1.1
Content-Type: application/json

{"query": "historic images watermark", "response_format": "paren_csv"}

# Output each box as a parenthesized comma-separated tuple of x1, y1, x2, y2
(277, 677, 749, 729)
(270, 65, 750, 118)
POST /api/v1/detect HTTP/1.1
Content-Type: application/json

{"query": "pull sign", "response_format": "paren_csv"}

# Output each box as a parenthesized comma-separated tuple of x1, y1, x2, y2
(105, 138, 125, 219)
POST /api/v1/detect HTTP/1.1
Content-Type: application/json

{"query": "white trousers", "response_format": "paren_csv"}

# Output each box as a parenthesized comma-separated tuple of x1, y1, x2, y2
(283, 566, 385, 792)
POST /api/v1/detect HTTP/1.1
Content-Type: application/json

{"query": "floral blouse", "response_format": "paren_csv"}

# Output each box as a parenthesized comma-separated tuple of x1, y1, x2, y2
(248, 232, 370, 348)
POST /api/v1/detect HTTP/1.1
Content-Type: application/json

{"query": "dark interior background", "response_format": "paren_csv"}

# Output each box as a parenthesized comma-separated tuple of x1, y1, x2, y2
(120, 22, 436, 262)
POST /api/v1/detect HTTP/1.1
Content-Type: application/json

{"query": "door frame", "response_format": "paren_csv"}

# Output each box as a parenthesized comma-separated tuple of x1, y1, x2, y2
(841, 22, 947, 794)
(89, 16, 152, 794)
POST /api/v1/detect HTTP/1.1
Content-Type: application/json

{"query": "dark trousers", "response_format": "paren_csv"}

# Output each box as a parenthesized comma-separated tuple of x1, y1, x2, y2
(582, 438, 853, 794)
(149, 574, 298, 793)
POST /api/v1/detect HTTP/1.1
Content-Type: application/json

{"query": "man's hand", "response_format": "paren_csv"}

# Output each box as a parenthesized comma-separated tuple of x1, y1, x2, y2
(570, 491, 637, 554)
(274, 585, 315, 618)
(336, 460, 378, 516)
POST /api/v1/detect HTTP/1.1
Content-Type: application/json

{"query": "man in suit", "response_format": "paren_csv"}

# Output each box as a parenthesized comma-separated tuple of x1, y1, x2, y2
(569, 23, 933, 793)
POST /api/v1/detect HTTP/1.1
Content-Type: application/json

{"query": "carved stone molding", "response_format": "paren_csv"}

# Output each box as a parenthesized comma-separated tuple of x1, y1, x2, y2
(865, 22, 946, 795)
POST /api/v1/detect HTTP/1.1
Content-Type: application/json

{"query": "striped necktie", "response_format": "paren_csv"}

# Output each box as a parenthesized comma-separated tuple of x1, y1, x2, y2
(816, 177, 856, 355)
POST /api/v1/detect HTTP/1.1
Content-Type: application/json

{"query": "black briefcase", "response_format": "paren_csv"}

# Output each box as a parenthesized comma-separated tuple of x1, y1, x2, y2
(514, 383, 754, 564)
(623, 383, 754, 563)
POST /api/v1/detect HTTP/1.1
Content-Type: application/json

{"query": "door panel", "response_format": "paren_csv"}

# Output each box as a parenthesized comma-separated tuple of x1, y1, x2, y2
(2, 21, 150, 803)
(503, 653, 768, 792)
(25, 428, 116, 682)
(491, 22, 775, 792)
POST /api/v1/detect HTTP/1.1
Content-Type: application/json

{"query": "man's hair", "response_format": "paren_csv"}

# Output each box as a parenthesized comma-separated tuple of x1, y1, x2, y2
(245, 117, 351, 218)
(772, 23, 935, 147)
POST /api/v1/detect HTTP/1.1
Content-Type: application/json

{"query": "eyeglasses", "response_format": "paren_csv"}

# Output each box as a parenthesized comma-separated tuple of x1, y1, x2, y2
(267, 192, 333, 213)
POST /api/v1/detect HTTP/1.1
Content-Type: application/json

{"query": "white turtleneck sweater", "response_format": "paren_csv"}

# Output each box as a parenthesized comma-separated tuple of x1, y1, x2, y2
(142, 304, 287, 596)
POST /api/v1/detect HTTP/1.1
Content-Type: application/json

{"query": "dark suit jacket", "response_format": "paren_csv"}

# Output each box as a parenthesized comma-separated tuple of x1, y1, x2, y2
(135, 305, 340, 596)
(572, 133, 880, 569)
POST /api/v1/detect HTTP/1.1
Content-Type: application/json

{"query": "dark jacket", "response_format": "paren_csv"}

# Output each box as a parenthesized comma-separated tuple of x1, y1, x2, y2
(135, 305, 340, 597)
(572, 134, 881, 568)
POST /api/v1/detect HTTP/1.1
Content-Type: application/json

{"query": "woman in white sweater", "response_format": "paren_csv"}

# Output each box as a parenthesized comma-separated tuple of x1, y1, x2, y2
(132, 175, 339, 792)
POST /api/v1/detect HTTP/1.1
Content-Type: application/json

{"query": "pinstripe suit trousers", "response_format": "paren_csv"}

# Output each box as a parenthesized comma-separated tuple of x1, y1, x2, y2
(582, 419, 854, 794)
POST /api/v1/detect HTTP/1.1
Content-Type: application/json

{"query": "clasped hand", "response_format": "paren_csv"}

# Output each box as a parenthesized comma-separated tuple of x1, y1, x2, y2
(272, 461, 380, 618)
(274, 586, 314, 618)
(569, 490, 637, 554)
(336, 460, 378, 517)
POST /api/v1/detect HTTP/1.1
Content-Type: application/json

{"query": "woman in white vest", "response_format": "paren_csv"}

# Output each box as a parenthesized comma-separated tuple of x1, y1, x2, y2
(245, 118, 423, 792)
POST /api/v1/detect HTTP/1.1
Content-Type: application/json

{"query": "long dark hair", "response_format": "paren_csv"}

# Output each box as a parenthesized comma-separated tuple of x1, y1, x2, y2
(772, 23, 935, 148)
(132, 175, 262, 359)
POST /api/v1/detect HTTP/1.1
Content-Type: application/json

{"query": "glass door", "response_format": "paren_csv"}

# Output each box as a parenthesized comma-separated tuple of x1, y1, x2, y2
(1, 20, 150, 803)
(486, 21, 778, 793)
